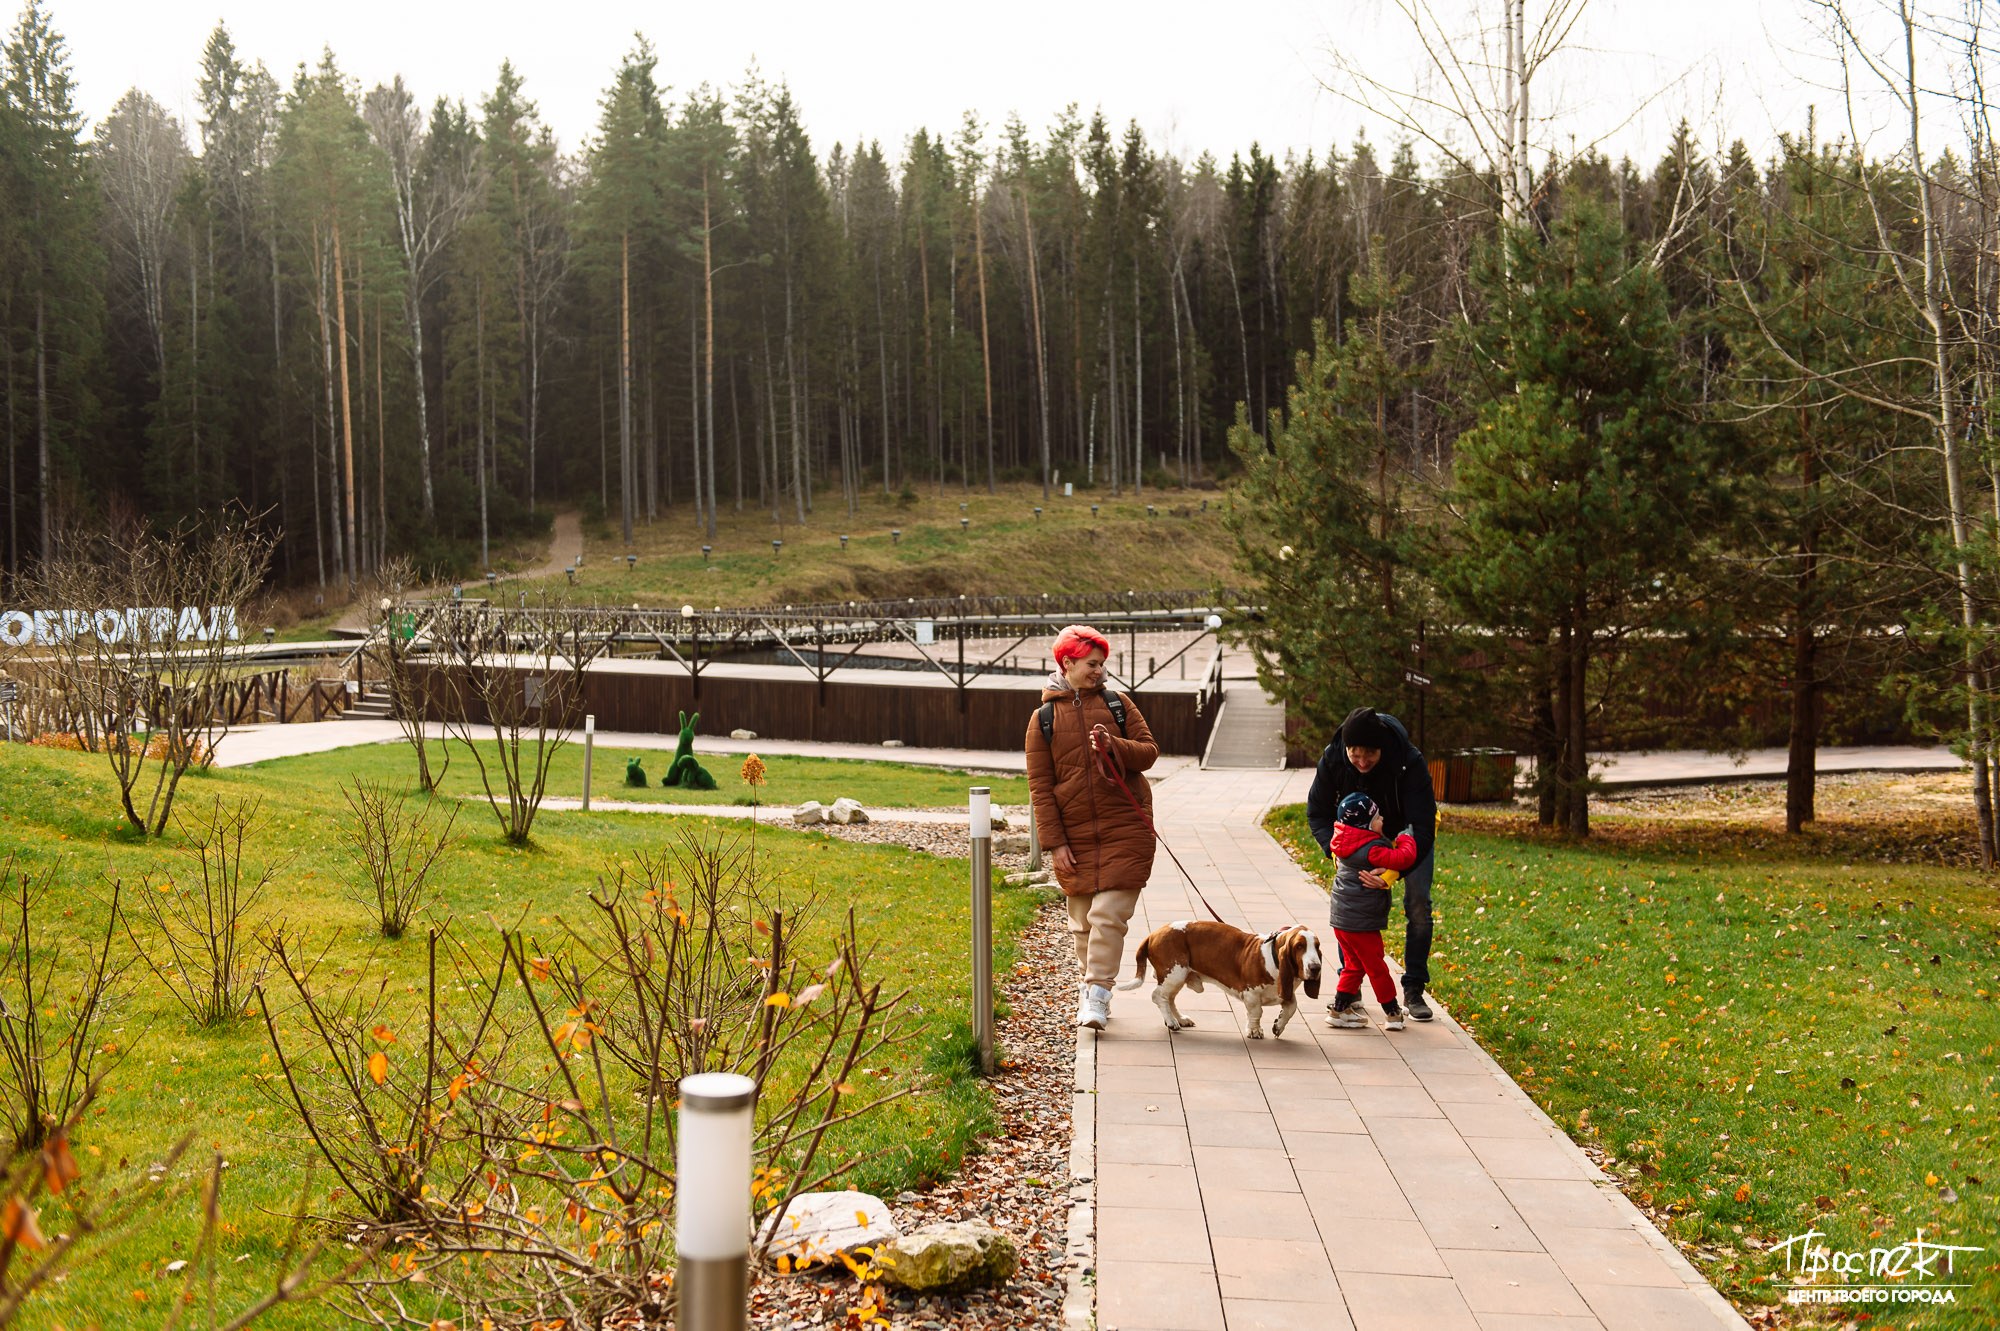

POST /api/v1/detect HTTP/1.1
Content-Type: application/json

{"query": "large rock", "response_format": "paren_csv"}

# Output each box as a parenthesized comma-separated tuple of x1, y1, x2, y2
(991, 832, 1031, 855)
(881, 739, 905, 748)
(729, 728, 758, 740)
(875, 1220, 1019, 1292)
(988, 811, 1011, 831)
(757, 1190, 899, 1269)
(829, 797, 870, 825)
(793, 801, 826, 825)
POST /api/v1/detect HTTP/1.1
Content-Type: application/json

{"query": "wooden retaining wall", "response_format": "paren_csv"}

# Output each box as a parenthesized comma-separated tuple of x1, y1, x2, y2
(405, 659, 1220, 756)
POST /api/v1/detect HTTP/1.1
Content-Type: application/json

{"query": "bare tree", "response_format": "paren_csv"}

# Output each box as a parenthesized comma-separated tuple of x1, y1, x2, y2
(425, 597, 623, 845)
(95, 89, 190, 376)
(28, 517, 275, 836)
(362, 78, 480, 524)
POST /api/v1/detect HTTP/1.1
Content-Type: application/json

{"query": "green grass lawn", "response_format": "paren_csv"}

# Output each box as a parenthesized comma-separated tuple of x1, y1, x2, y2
(0, 743, 1043, 1329)
(1269, 805, 2000, 1328)
(237, 738, 1031, 813)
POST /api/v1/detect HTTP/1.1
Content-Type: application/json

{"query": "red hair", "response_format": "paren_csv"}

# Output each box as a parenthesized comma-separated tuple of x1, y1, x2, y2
(1052, 624, 1111, 667)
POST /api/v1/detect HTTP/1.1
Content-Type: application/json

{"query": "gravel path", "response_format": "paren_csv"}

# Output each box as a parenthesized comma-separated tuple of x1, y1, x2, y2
(749, 895, 1076, 1329)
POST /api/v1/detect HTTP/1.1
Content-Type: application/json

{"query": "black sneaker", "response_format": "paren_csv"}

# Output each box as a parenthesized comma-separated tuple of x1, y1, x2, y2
(1404, 989, 1434, 1022)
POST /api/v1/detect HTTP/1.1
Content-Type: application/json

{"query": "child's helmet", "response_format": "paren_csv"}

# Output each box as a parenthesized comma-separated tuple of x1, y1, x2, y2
(1336, 792, 1378, 829)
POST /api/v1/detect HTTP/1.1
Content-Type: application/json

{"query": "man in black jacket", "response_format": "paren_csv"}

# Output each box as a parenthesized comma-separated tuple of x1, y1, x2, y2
(1305, 707, 1439, 1021)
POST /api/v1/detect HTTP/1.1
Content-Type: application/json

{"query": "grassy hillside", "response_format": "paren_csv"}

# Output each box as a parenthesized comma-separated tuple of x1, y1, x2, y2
(550, 480, 1239, 608)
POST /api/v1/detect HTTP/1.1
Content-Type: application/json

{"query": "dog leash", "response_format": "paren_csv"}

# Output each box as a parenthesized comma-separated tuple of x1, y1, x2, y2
(1092, 738, 1231, 925)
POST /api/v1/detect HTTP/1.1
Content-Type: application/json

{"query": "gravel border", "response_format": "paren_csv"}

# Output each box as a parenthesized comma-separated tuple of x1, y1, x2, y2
(749, 894, 1078, 1330)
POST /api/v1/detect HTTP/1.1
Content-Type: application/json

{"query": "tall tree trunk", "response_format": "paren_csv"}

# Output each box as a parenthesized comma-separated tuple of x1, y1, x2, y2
(690, 304, 704, 533)
(703, 171, 720, 539)
(476, 276, 489, 570)
(313, 229, 342, 588)
(1023, 198, 1051, 500)
(875, 253, 892, 494)
(407, 282, 437, 520)
(619, 231, 634, 546)
(34, 293, 50, 565)
(332, 221, 359, 589)
(376, 299, 387, 569)
(975, 192, 996, 493)
(1133, 263, 1143, 498)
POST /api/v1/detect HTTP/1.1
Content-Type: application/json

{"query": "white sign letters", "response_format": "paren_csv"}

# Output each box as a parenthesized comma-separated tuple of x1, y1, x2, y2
(0, 607, 241, 649)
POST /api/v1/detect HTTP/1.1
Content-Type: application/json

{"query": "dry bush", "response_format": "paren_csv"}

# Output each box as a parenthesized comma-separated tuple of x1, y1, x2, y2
(259, 830, 916, 1329)
(0, 857, 128, 1152)
(339, 781, 459, 938)
(25, 516, 274, 835)
(428, 597, 625, 844)
(126, 796, 285, 1026)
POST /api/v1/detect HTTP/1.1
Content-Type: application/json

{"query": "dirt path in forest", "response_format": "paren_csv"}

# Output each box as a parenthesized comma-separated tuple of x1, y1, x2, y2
(331, 510, 584, 632)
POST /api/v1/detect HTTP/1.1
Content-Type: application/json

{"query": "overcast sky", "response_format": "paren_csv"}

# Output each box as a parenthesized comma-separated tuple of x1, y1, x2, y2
(44, 0, 1897, 169)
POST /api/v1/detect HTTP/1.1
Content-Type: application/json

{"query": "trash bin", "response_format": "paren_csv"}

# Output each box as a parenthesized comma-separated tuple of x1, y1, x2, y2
(1429, 748, 1519, 803)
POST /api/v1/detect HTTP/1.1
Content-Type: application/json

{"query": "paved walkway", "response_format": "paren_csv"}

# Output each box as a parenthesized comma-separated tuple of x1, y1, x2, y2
(1074, 763, 1746, 1331)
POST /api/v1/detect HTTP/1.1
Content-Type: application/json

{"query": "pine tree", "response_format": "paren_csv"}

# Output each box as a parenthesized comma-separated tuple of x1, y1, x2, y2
(1438, 205, 1720, 835)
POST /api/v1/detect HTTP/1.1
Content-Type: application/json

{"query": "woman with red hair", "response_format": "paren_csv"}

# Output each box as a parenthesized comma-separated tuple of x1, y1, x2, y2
(1026, 624, 1159, 1029)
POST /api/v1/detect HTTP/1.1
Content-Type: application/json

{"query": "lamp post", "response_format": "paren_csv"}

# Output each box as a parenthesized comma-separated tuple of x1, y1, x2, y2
(675, 1071, 756, 1331)
(581, 714, 595, 811)
(701, 545, 712, 564)
(771, 539, 783, 556)
(969, 786, 994, 1076)
(891, 529, 901, 546)
(839, 534, 848, 551)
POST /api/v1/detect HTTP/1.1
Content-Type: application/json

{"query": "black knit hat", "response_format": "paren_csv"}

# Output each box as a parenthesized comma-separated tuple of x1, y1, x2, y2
(1340, 708, 1392, 752)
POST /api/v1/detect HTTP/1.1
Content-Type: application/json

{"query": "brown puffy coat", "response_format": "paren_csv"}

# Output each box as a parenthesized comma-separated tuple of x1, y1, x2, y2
(1025, 685, 1159, 897)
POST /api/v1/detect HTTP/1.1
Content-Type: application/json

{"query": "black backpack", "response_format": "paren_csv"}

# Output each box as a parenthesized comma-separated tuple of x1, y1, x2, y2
(1037, 692, 1128, 745)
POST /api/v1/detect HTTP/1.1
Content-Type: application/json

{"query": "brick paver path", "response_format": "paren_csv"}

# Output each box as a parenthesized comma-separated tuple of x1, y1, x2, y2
(1081, 764, 1746, 1331)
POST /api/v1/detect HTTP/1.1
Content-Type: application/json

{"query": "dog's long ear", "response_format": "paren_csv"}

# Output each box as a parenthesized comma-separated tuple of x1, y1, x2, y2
(1300, 931, 1322, 1000)
(1276, 932, 1297, 1008)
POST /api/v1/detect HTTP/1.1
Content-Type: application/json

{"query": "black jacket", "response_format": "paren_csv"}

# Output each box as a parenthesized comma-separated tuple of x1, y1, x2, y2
(1305, 711, 1437, 868)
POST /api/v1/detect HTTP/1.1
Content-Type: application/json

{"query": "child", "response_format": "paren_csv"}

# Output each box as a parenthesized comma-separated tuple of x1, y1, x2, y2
(1325, 792, 1420, 1031)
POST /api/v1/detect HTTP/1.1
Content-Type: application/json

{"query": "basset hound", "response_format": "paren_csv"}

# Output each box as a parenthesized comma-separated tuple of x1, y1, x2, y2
(1116, 920, 1323, 1039)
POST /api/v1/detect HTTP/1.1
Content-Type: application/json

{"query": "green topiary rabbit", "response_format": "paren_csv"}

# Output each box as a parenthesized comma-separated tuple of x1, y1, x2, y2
(662, 710, 717, 790)
(624, 756, 649, 787)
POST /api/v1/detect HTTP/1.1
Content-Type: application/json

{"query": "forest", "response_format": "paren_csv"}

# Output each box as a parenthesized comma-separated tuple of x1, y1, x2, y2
(4, 0, 2000, 846)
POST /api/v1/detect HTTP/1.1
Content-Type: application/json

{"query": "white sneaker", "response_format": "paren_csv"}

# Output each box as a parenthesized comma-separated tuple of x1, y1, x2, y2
(1076, 984, 1112, 1030)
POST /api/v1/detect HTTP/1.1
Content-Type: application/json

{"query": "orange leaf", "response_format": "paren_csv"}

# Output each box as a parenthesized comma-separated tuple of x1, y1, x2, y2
(1733, 1184, 1752, 1203)
(371, 1025, 397, 1045)
(1, 1197, 45, 1251)
(753, 919, 772, 937)
(764, 992, 791, 1008)
(368, 1052, 389, 1086)
(40, 1132, 79, 1195)
(530, 957, 552, 981)
(447, 1074, 468, 1105)
(833, 1082, 857, 1096)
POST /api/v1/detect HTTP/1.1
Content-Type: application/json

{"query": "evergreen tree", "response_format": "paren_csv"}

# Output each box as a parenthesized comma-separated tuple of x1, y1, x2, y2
(1437, 205, 1720, 835)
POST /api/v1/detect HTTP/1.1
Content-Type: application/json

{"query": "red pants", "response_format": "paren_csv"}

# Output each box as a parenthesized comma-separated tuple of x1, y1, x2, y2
(1333, 929, 1398, 1004)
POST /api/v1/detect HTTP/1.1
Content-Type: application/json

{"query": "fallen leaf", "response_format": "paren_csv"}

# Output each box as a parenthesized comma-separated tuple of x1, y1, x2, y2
(368, 1052, 389, 1086)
